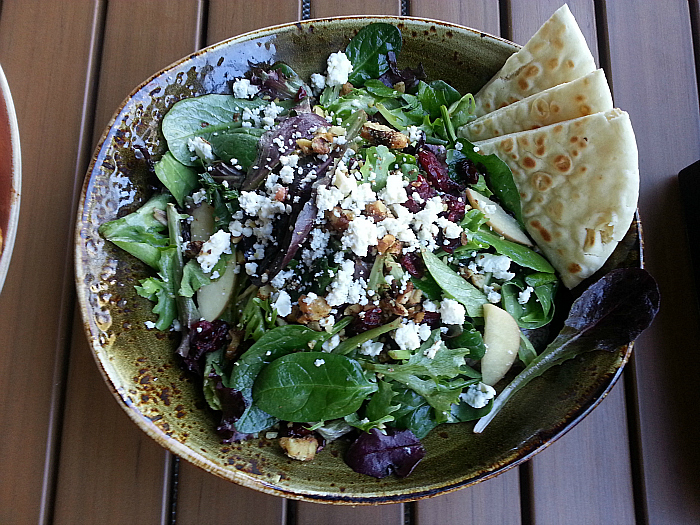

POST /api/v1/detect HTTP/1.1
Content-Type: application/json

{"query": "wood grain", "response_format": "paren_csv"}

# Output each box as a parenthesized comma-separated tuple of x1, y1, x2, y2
(206, 0, 301, 44)
(0, 2, 100, 523)
(54, 1, 204, 523)
(605, 0, 700, 523)
(311, 0, 401, 17)
(411, 0, 501, 35)
(297, 501, 404, 525)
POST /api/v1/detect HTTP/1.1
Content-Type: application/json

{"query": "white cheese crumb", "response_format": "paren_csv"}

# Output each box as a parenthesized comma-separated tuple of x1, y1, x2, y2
(439, 298, 466, 325)
(196, 230, 232, 273)
(518, 286, 534, 304)
(187, 136, 216, 163)
(326, 51, 353, 87)
(359, 340, 384, 357)
(272, 290, 292, 317)
(322, 334, 341, 352)
(460, 382, 496, 408)
(144, 320, 156, 329)
(232, 78, 260, 99)
(314, 358, 326, 367)
(423, 339, 443, 359)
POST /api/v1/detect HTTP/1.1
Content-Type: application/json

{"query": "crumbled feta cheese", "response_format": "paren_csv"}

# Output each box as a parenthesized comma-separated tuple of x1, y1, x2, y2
(187, 136, 216, 163)
(406, 125, 423, 143)
(359, 340, 384, 357)
(460, 382, 496, 408)
(483, 284, 502, 303)
(379, 173, 408, 205)
(423, 339, 443, 359)
(326, 260, 368, 307)
(326, 51, 353, 86)
(144, 320, 156, 329)
(342, 215, 378, 257)
(232, 78, 260, 99)
(272, 290, 293, 317)
(322, 334, 341, 352)
(315, 184, 344, 213)
(394, 320, 432, 351)
(191, 188, 207, 205)
(440, 298, 465, 325)
(245, 262, 258, 276)
(310, 73, 326, 93)
(197, 230, 232, 273)
(314, 358, 326, 367)
(518, 286, 534, 304)
(477, 254, 515, 281)
(319, 315, 336, 332)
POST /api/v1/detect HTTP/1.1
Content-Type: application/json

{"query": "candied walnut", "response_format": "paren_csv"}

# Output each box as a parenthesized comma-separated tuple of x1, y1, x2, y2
(393, 81, 406, 93)
(360, 122, 409, 149)
(312, 135, 331, 155)
(381, 298, 408, 317)
(377, 233, 396, 254)
(365, 200, 388, 222)
(344, 304, 363, 316)
(184, 240, 203, 260)
(297, 295, 332, 323)
(340, 82, 354, 96)
(396, 281, 415, 305)
(279, 435, 319, 462)
(325, 207, 355, 232)
(296, 138, 314, 155)
(225, 328, 245, 360)
(470, 273, 488, 290)
(274, 186, 287, 202)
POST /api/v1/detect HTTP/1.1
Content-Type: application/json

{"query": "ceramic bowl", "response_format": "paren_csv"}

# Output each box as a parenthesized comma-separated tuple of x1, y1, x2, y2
(74, 16, 641, 504)
(0, 64, 21, 294)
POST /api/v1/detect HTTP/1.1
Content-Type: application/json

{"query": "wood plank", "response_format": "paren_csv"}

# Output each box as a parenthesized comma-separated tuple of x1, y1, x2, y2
(172, 3, 303, 523)
(605, 0, 700, 522)
(54, 1, 204, 523)
(408, 4, 523, 525)
(206, 0, 301, 44)
(297, 502, 404, 525)
(415, 470, 521, 525)
(507, 2, 637, 523)
(0, 1, 100, 523)
(311, 0, 401, 18)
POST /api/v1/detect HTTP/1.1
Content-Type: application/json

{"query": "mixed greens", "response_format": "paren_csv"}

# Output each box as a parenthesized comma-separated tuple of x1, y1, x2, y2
(99, 23, 659, 479)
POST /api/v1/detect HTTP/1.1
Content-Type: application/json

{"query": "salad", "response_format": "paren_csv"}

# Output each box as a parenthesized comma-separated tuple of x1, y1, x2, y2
(98, 23, 656, 479)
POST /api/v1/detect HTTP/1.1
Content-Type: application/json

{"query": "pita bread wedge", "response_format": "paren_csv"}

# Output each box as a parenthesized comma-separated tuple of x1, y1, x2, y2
(474, 109, 639, 289)
(461, 69, 613, 141)
(473, 4, 596, 117)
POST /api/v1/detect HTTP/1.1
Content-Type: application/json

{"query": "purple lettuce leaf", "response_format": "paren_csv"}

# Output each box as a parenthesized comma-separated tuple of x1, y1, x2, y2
(345, 428, 426, 478)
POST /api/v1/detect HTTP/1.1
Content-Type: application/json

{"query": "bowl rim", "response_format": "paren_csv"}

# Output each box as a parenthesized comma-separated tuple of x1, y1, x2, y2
(74, 15, 636, 504)
(0, 63, 21, 294)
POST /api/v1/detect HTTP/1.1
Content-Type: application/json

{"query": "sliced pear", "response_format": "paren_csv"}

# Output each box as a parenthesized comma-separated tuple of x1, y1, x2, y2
(190, 202, 215, 241)
(480, 303, 521, 386)
(197, 256, 238, 322)
(466, 188, 532, 246)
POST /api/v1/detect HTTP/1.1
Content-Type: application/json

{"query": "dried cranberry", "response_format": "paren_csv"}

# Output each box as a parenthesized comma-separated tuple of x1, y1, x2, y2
(456, 157, 481, 185)
(418, 148, 463, 194)
(440, 237, 462, 254)
(400, 252, 426, 279)
(441, 193, 467, 223)
(350, 307, 383, 335)
(420, 311, 441, 328)
(403, 173, 437, 212)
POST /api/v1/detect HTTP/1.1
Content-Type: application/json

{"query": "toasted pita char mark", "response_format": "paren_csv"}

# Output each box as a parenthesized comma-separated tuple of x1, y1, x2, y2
(473, 5, 597, 118)
(475, 109, 639, 289)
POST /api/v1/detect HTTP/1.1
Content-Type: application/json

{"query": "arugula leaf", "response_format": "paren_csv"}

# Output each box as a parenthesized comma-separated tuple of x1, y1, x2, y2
(162, 94, 271, 166)
(345, 380, 399, 432)
(135, 247, 178, 330)
(346, 23, 402, 86)
(360, 144, 395, 191)
(474, 268, 660, 433)
(154, 152, 198, 207)
(208, 127, 265, 169)
(253, 352, 378, 421)
(98, 193, 171, 269)
(179, 259, 210, 297)
(421, 248, 487, 317)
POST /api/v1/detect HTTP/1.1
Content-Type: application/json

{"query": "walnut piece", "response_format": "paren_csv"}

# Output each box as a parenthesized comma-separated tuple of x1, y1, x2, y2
(360, 122, 409, 149)
(279, 436, 318, 461)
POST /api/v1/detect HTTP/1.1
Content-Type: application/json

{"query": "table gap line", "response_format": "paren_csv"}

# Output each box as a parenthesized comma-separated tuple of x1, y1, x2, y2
(499, 0, 513, 42)
(593, 0, 613, 98)
(519, 460, 534, 525)
(37, 2, 109, 524)
(688, 0, 700, 116)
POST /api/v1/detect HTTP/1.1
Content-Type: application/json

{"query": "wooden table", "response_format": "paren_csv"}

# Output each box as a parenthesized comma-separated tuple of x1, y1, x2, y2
(1, 1, 699, 523)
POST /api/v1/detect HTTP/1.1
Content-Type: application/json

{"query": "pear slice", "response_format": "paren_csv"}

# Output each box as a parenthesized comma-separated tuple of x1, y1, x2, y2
(480, 303, 521, 386)
(466, 188, 532, 246)
(190, 202, 215, 241)
(197, 256, 238, 322)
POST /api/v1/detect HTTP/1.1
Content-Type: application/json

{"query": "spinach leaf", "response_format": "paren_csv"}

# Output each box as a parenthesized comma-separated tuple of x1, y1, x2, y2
(450, 399, 492, 422)
(390, 387, 438, 439)
(98, 193, 172, 269)
(518, 332, 538, 366)
(203, 349, 225, 411)
(228, 324, 326, 433)
(208, 127, 265, 169)
(422, 248, 487, 317)
(253, 352, 378, 422)
(410, 274, 443, 301)
(417, 81, 461, 120)
(448, 92, 476, 129)
(162, 94, 269, 166)
(474, 268, 660, 433)
(455, 138, 523, 225)
(443, 324, 486, 360)
(364, 79, 403, 98)
(472, 229, 555, 273)
(154, 152, 198, 207)
(135, 247, 178, 330)
(501, 274, 557, 329)
(345, 380, 399, 432)
(325, 89, 380, 121)
(346, 23, 402, 87)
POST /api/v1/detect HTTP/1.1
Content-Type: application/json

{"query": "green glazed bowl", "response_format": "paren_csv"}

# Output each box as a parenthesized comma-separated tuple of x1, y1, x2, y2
(74, 16, 641, 504)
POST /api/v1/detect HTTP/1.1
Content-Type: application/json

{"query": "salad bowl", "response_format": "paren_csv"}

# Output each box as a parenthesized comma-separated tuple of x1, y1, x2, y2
(75, 16, 644, 503)
(0, 64, 20, 295)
